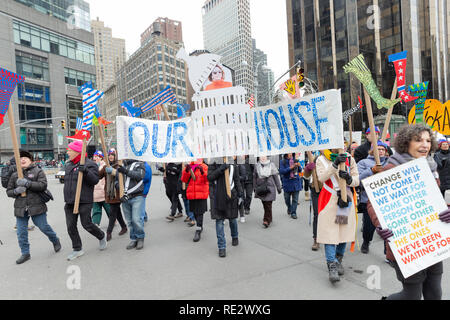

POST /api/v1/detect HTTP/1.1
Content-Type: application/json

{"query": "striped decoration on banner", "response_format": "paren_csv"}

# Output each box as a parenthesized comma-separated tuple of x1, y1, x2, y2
(76, 118, 83, 131)
(0, 68, 25, 126)
(248, 95, 255, 108)
(140, 86, 177, 113)
(121, 99, 142, 118)
(79, 82, 104, 131)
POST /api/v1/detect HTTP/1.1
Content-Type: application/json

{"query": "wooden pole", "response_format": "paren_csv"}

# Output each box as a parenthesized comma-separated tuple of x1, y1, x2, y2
(338, 149, 347, 201)
(348, 116, 353, 153)
(73, 138, 87, 214)
(118, 158, 124, 199)
(306, 151, 320, 193)
(6, 104, 25, 197)
(223, 157, 231, 198)
(363, 88, 381, 165)
(381, 79, 398, 142)
(98, 124, 110, 167)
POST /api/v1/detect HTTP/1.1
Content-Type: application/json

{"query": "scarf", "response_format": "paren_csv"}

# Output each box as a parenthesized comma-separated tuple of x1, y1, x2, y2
(106, 162, 117, 199)
(323, 150, 339, 162)
(71, 154, 82, 165)
(388, 152, 437, 173)
(257, 159, 275, 178)
(289, 158, 295, 179)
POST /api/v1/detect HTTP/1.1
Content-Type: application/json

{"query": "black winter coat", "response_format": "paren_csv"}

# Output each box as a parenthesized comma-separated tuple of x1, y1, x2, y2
(435, 150, 450, 190)
(164, 163, 182, 193)
(6, 164, 48, 217)
(1, 157, 16, 189)
(354, 141, 393, 163)
(207, 163, 243, 220)
(64, 158, 99, 204)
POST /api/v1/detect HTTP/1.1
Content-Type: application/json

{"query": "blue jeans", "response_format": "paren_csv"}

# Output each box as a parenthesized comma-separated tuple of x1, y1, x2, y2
(284, 191, 299, 215)
(121, 196, 146, 241)
(324, 243, 347, 263)
(141, 196, 148, 222)
(16, 212, 59, 255)
(183, 198, 195, 221)
(216, 219, 238, 250)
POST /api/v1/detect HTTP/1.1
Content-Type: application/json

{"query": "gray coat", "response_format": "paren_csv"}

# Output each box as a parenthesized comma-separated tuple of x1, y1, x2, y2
(253, 162, 282, 202)
(7, 164, 48, 218)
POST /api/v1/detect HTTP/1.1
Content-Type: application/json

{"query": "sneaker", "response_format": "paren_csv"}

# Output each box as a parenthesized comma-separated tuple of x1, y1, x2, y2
(174, 213, 183, 219)
(240, 216, 246, 223)
(188, 220, 196, 227)
(16, 254, 31, 265)
(67, 250, 84, 261)
(53, 240, 62, 253)
(232, 238, 239, 247)
(184, 217, 190, 222)
(291, 214, 298, 220)
(361, 241, 370, 254)
(327, 262, 340, 283)
(99, 235, 107, 251)
(166, 215, 175, 222)
(136, 239, 144, 250)
(219, 249, 226, 258)
(28, 225, 35, 231)
(193, 230, 202, 242)
(126, 241, 137, 250)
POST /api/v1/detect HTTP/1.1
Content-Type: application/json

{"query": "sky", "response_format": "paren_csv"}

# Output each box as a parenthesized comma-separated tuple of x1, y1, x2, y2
(88, 0, 290, 82)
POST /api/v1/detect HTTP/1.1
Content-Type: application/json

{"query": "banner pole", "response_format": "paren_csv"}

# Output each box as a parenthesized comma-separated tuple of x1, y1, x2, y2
(7, 103, 25, 197)
(363, 88, 381, 166)
(73, 138, 87, 214)
(381, 78, 398, 142)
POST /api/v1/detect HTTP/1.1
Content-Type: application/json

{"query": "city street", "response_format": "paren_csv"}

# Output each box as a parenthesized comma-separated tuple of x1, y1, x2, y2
(1, 174, 448, 300)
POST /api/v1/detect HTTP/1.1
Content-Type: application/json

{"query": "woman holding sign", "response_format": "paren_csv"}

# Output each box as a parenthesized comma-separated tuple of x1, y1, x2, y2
(315, 150, 360, 284)
(367, 124, 450, 300)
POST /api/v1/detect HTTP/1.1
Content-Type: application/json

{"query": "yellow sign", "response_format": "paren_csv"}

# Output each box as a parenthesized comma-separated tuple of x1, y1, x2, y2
(409, 99, 450, 135)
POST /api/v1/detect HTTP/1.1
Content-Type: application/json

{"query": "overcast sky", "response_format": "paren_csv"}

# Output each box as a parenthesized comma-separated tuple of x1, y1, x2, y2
(89, 0, 290, 82)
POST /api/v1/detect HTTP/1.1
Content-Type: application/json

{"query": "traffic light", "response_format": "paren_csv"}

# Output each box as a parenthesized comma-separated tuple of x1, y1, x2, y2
(297, 67, 305, 88)
(61, 120, 66, 130)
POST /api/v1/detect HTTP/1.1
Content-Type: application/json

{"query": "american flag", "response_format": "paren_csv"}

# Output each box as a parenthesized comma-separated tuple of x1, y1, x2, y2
(140, 86, 177, 113)
(248, 95, 255, 108)
(0, 68, 25, 126)
(79, 82, 104, 131)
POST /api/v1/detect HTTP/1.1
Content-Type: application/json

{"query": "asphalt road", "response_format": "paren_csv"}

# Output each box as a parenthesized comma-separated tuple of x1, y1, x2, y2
(0, 175, 448, 300)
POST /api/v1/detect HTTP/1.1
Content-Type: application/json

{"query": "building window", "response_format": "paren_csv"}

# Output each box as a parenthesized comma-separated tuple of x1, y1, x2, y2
(15, 52, 49, 81)
(64, 68, 96, 87)
(19, 104, 52, 124)
(17, 83, 50, 104)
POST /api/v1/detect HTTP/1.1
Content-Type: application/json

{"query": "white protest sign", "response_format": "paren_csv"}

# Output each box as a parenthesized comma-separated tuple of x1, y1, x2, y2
(344, 131, 362, 145)
(363, 158, 450, 278)
(116, 89, 344, 162)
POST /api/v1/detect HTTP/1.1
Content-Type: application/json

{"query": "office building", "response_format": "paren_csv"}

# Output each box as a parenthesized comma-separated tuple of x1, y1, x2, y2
(286, 0, 450, 133)
(202, 0, 254, 99)
(253, 39, 274, 107)
(0, 0, 96, 161)
(141, 17, 183, 46)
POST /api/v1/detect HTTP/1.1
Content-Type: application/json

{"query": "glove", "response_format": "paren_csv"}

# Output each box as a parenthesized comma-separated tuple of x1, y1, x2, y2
(219, 164, 230, 172)
(371, 165, 384, 174)
(333, 154, 348, 169)
(105, 167, 113, 175)
(376, 227, 394, 242)
(185, 164, 191, 173)
(339, 170, 353, 185)
(337, 197, 349, 208)
(78, 165, 86, 173)
(117, 166, 128, 174)
(16, 178, 31, 189)
(439, 208, 450, 223)
(14, 186, 27, 196)
(305, 162, 316, 172)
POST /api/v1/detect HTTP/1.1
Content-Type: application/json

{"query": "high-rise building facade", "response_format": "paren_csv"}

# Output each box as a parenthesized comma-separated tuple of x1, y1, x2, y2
(140, 18, 183, 46)
(202, 0, 254, 99)
(91, 18, 126, 91)
(116, 21, 188, 125)
(14, 0, 91, 31)
(0, 0, 96, 161)
(253, 39, 274, 107)
(286, 0, 450, 133)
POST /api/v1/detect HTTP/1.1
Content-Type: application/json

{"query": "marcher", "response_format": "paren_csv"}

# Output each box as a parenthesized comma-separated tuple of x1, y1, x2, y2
(279, 153, 303, 219)
(241, 155, 254, 216)
(316, 149, 359, 283)
(159, 163, 183, 221)
(253, 156, 282, 228)
(434, 139, 450, 197)
(234, 156, 247, 223)
(303, 152, 323, 251)
(64, 141, 107, 261)
(208, 161, 243, 258)
(368, 124, 449, 300)
(181, 159, 209, 242)
(92, 151, 110, 226)
(7, 151, 61, 264)
(354, 127, 393, 163)
(181, 163, 196, 227)
(100, 149, 128, 241)
(117, 159, 146, 250)
(357, 141, 389, 254)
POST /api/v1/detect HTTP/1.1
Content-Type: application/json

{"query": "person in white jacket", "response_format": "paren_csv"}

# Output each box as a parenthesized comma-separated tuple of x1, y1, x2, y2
(91, 151, 110, 226)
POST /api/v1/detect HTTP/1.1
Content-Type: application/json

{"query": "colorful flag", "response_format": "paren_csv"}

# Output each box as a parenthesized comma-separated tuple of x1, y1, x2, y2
(140, 86, 177, 113)
(0, 68, 25, 126)
(121, 99, 142, 118)
(248, 95, 255, 108)
(79, 82, 104, 131)
(176, 103, 189, 119)
(76, 118, 83, 131)
(388, 51, 418, 103)
(93, 105, 112, 126)
(409, 82, 429, 124)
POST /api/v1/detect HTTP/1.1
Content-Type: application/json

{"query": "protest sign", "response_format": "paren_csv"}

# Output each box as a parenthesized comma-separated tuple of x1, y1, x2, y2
(117, 89, 344, 162)
(344, 131, 362, 146)
(409, 99, 450, 135)
(363, 158, 450, 278)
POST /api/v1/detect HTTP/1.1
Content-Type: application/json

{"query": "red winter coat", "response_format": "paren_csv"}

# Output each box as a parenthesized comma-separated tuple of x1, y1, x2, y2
(181, 163, 209, 200)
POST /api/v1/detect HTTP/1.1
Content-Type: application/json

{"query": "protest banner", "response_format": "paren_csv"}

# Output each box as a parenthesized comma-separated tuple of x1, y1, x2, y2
(409, 99, 450, 135)
(116, 89, 344, 162)
(362, 158, 450, 278)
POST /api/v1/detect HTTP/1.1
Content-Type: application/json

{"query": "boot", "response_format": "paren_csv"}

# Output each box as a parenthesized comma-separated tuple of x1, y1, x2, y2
(305, 191, 310, 201)
(312, 239, 320, 251)
(193, 230, 202, 242)
(336, 254, 345, 276)
(126, 241, 137, 250)
(16, 254, 31, 265)
(361, 241, 370, 254)
(106, 232, 112, 242)
(53, 239, 62, 253)
(136, 239, 144, 250)
(219, 249, 226, 258)
(118, 228, 128, 236)
(327, 262, 340, 283)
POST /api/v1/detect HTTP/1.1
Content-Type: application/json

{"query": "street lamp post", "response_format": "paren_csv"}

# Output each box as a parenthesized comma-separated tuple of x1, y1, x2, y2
(242, 60, 268, 108)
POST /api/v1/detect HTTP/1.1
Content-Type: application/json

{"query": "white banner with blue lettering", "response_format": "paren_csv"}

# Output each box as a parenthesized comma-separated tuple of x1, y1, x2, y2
(116, 89, 345, 162)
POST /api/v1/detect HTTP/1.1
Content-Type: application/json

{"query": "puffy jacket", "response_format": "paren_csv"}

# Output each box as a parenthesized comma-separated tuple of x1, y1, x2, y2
(6, 164, 48, 217)
(279, 158, 303, 193)
(1, 157, 16, 189)
(181, 162, 209, 200)
(64, 158, 99, 204)
(93, 161, 106, 202)
(357, 155, 389, 203)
